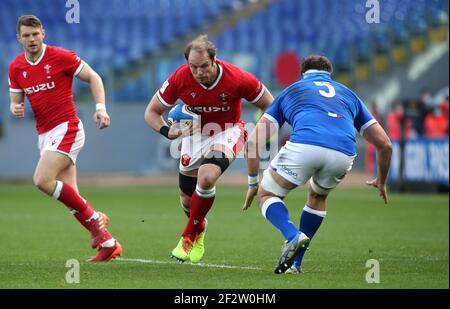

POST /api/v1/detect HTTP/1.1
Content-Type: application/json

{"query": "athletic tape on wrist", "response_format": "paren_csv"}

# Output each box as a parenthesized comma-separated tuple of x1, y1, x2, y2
(95, 103, 106, 111)
(248, 174, 259, 186)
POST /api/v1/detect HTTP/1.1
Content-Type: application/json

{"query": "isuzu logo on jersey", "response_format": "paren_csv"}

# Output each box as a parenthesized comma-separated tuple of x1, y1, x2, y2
(187, 106, 231, 113)
(24, 81, 56, 95)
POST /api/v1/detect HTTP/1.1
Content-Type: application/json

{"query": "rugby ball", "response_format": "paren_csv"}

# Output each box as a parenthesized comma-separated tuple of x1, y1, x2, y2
(167, 103, 198, 127)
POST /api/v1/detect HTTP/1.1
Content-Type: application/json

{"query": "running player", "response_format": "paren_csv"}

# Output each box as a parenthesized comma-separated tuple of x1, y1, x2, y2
(8, 15, 122, 261)
(144, 35, 273, 263)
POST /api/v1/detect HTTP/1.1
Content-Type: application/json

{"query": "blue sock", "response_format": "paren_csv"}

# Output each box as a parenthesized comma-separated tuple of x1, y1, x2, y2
(262, 197, 299, 242)
(293, 205, 326, 267)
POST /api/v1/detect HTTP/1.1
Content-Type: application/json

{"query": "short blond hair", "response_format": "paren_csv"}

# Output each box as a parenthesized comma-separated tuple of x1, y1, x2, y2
(184, 34, 217, 61)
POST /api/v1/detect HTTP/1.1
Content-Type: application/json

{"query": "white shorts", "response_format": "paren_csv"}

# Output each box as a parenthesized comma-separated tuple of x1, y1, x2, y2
(38, 119, 85, 164)
(179, 124, 246, 172)
(267, 142, 356, 194)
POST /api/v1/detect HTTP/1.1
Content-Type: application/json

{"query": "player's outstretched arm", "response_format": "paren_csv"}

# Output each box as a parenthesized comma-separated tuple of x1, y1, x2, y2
(76, 63, 110, 129)
(362, 122, 393, 204)
(243, 116, 277, 210)
(10, 92, 25, 119)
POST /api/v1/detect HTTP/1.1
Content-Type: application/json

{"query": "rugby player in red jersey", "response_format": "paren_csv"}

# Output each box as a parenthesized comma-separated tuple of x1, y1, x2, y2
(145, 35, 273, 263)
(8, 15, 121, 261)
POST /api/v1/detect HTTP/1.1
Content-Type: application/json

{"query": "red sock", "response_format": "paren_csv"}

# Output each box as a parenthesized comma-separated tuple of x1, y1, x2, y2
(182, 202, 206, 231)
(54, 181, 94, 222)
(182, 190, 214, 240)
(73, 212, 90, 230)
(72, 202, 97, 231)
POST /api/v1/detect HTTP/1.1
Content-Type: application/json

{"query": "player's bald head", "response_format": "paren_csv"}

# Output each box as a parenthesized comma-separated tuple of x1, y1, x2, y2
(301, 55, 333, 74)
(17, 15, 43, 34)
(184, 35, 217, 62)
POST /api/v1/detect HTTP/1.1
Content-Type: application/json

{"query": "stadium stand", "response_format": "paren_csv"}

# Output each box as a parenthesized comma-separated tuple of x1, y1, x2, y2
(0, 0, 448, 181)
(0, 0, 245, 97)
(0, 0, 447, 101)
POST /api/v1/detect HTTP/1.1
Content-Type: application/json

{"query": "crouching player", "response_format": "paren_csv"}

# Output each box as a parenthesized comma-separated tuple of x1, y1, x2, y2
(243, 55, 392, 273)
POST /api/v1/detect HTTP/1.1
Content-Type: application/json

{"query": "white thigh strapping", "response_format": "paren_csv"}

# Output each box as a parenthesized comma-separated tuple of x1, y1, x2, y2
(260, 169, 290, 197)
(309, 178, 332, 195)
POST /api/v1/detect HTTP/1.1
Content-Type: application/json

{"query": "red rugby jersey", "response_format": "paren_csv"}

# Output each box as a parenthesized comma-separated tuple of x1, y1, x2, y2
(9, 44, 84, 134)
(157, 59, 265, 131)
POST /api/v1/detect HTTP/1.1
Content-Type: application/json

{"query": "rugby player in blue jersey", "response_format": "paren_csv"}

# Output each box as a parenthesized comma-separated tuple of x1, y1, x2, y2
(243, 55, 392, 274)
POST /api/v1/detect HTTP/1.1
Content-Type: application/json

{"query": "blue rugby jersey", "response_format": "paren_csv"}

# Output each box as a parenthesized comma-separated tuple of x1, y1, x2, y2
(264, 70, 376, 156)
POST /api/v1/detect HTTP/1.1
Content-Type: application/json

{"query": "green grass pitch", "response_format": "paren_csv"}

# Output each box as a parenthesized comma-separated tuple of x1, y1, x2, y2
(0, 183, 448, 288)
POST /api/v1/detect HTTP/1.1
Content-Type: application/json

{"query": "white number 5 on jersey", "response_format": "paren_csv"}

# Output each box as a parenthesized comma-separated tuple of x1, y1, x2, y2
(314, 81, 336, 98)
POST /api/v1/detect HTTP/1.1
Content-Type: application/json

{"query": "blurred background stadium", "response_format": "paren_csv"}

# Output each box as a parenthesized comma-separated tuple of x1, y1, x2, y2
(0, 0, 448, 289)
(0, 0, 448, 186)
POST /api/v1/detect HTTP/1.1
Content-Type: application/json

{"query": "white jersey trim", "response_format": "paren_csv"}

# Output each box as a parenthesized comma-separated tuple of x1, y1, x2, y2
(248, 84, 266, 104)
(156, 91, 173, 108)
(303, 69, 331, 76)
(74, 60, 85, 77)
(25, 43, 47, 66)
(359, 119, 377, 136)
(9, 88, 24, 93)
(199, 63, 223, 91)
(262, 113, 280, 129)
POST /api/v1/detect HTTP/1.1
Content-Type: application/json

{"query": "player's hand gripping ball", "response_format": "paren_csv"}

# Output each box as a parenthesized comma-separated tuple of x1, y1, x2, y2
(168, 103, 199, 129)
(167, 103, 199, 139)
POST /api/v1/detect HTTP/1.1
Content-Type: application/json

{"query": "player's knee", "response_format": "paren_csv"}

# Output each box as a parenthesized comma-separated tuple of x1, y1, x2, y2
(197, 173, 217, 190)
(257, 187, 277, 209)
(257, 185, 270, 200)
(33, 173, 52, 193)
(197, 153, 229, 189)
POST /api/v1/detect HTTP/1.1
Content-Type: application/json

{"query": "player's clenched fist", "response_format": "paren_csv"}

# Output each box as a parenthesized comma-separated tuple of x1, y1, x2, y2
(93, 109, 110, 129)
(10, 102, 25, 118)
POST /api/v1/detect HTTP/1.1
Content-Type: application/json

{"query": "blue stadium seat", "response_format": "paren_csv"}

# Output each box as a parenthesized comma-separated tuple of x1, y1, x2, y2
(1, 0, 447, 102)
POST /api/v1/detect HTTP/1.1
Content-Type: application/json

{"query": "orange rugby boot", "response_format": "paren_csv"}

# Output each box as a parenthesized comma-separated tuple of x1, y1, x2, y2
(88, 240, 122, 262)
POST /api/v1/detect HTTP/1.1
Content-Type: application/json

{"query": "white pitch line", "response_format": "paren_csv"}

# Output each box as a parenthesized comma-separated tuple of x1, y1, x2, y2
(116, 257, 262, 271)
